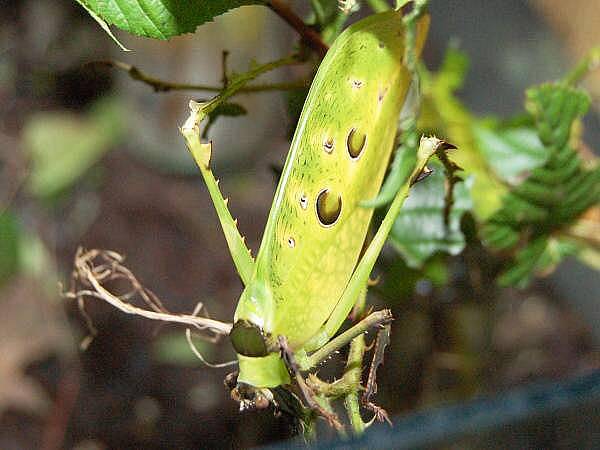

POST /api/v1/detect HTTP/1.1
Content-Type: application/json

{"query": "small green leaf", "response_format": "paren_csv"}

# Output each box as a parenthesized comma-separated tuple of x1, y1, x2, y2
(389, 161, 473, 268)
(77, 0, 264, 41)
(0, 212, 20, 287)
(24, 97, 125, 198)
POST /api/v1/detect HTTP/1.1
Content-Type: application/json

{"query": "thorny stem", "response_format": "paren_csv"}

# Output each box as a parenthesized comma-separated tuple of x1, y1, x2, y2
(266, 0, 329, 58)
(436, 148, 463, 230)
(92, 58, 309, 94)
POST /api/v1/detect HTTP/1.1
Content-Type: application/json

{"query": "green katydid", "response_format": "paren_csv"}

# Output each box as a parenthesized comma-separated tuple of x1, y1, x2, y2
(180, 6, 449, 428)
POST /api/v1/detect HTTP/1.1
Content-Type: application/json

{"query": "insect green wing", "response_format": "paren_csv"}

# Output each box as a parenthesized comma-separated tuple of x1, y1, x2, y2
(232, 10, 430, 387)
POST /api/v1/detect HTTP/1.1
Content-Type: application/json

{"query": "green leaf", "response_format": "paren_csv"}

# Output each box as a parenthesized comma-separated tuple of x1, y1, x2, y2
(0, 212, 20, 287)
(483, 82, 599, 286)
(389, 161, 473, 268)
(77, 0, 264, 41)
(474, 125, 547, 184)
(23, 97, 125, 198)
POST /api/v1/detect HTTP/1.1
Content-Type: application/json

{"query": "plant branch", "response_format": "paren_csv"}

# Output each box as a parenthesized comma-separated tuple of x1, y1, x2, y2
(201, 53, 302, 116)
(91, 58, 309, 94)
(266, 0, 329, 58)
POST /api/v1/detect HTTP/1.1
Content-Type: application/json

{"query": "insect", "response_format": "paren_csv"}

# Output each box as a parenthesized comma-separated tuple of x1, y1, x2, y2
(181, 6, 447, 428)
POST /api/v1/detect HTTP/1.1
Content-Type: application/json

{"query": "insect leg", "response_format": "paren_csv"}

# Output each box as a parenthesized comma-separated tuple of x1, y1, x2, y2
(277, 336, 344, 431)
(181, 105, 255, 285)
(320, 136, 448, 341)
(302, 309, 393, 369)
(359, 118, 418, 208)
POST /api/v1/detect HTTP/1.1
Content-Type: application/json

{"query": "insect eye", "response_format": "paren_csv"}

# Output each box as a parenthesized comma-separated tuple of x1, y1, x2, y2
(347, 127, 367, 159)
(230, 320, 269, 357)
(316, 188, 342, 226)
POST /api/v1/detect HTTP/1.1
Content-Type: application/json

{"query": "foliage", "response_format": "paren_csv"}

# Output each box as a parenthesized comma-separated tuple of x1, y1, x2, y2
(419, 46, 599, 286)
(482, 83, 599, 286)
(474, 125, 547, 185)
(76, 0, 263, 41)
(390, 160, 473, 268)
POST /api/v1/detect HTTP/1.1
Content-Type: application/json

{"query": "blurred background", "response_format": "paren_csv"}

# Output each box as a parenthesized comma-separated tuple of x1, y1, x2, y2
(0, 0, 598, 448)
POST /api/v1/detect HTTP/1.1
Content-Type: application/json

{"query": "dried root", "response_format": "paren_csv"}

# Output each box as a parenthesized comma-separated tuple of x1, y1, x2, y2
(64, 247, 232, 355)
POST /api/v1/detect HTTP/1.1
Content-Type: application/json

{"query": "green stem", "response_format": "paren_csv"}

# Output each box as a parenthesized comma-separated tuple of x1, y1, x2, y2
(562, 47, 600, 86)
(344, 335, 367, 434)
(201, 54, 301, 116)
(310, 0, 327, 24)
(94, 58, 307, 94)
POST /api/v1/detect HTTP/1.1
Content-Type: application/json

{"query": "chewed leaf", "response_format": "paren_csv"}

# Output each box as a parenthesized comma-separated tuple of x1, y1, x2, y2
(77, 0, 263, 41)
(389, 160, 473, 268)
